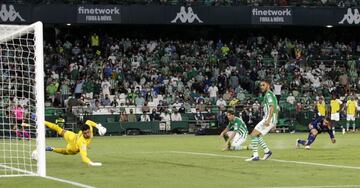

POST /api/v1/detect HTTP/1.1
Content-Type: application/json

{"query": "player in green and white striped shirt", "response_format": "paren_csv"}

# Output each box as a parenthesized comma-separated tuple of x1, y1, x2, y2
(220, 109, 249, 151)
(246, 80, 279, 161)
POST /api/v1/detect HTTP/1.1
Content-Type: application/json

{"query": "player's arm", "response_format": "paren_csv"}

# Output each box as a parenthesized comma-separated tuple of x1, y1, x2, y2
(79, 143, 102, 166)
(45, 121, 55, 126)
(219, 127, 229, 138)
(327, 129, 336, 144)
(85, 120, 107, 136)
(85, 120, 97, 128)
(355, 102, 358, 117)
(265, 105, 274, 127)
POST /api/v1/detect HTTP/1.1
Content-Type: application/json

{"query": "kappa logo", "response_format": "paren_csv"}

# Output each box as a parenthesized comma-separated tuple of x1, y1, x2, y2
(171, 6, 203, 24)
(339, 8, 360, 24)
(0, 4, 25, 22)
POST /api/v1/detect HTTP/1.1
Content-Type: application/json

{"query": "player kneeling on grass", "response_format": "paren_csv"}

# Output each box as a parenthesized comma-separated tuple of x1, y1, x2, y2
(296, 116, 336, 150)
(219, 109, 249, 151)
(45, 120, 107, 166)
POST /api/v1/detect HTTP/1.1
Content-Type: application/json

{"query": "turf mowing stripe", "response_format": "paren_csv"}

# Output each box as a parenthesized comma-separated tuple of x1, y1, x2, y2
(169, 151, 360, 170)
(44, 176, 95, 188)
(268, 185, 360, 188)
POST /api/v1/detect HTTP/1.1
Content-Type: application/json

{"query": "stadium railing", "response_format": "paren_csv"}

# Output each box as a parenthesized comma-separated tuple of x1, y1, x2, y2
(43, 103, 311, 135)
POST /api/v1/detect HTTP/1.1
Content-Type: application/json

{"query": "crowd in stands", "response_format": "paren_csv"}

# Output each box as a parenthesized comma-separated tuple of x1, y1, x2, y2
(41, 27, 360, 123)
(3, 0, 359, 7)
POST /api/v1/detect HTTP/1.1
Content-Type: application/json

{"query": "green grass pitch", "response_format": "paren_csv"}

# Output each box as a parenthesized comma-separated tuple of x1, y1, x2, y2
(2, 133, 360, 188)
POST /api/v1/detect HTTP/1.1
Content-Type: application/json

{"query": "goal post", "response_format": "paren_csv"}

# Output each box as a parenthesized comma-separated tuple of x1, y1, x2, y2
(0, 21, 45, 177)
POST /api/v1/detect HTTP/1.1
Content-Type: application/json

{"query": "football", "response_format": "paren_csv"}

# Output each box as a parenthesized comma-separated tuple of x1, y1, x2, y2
(31, 150, 38, 161)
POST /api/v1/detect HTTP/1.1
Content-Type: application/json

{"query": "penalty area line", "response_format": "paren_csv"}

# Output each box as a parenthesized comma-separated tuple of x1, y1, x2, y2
(43, 176, 95, 188)
(168, 151, 360, 170)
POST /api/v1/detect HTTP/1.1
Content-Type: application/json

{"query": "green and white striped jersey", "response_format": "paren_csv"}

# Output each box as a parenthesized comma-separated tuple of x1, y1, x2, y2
(227, 117, 248, 137)
(262, 90, 279, 122)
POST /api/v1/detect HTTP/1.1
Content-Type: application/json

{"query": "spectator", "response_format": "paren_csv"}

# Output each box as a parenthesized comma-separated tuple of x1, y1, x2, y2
(216, 97, 227, 108)
(171, 109, 182, 121)
(140, 112, 151, 122)
(100, 94, 111, 106)
(119, 111, 128, 122)
(150, 108, 161, 121)
(128, 109, 137, 122)
(286, 93, 296, 105)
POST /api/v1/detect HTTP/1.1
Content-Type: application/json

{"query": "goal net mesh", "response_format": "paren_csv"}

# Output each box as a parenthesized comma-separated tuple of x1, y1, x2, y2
(0, 22, 45, 177)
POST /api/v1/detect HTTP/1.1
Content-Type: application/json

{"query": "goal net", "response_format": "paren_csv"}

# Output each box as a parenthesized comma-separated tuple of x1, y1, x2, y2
(0, 22, 45, 177)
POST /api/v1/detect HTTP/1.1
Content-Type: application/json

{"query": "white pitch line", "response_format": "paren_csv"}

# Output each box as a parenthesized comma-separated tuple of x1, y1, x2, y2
(169, 151, 360, 170)
(44, 176, 95, 188)
(0, 163, 95, 188)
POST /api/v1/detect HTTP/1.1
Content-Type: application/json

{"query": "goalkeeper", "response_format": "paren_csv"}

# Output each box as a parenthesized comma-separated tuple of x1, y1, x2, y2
(45, 120, 107, 166)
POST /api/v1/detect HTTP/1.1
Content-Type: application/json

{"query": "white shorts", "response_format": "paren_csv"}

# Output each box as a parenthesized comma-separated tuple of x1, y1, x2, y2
(347, 115, 355, 121)
(227, 132, 247, 150)
(331, 113, 340, 121)
(254, 118, 277, 136)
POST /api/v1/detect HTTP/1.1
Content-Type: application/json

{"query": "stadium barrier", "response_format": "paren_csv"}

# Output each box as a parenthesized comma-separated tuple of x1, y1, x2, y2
(43, 105, 360, 136)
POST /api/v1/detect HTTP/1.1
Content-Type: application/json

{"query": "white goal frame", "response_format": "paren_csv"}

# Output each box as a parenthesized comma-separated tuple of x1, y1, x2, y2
(0, 21, 45, 177)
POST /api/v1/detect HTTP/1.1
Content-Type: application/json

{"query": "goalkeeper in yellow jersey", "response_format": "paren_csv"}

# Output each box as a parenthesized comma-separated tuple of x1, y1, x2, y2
(45, 120, 107, 166)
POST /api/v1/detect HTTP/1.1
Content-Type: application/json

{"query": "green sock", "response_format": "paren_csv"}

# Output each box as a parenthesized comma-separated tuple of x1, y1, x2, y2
(251, 136, 259, 157)
(258, 136, 270, 153)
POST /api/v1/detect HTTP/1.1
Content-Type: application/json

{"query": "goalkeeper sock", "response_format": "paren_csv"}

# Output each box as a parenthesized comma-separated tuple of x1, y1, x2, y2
(45, 121, 64, 135)
(53, 148, 68, 155)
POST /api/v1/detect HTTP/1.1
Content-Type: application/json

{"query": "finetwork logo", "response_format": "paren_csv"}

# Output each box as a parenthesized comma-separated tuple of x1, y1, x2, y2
(252, 8, 292, 16)
(78, 6, 120, 15)
(339, 8, 360, 24)
(78, 6, 120, 22)
(171, 6, 203, 24)
(0, 4, 25, 22)
(251, 8, 292, 24)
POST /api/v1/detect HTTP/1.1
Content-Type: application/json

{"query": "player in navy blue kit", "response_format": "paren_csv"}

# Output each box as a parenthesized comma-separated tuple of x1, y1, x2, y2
(296, 116, 336, 150)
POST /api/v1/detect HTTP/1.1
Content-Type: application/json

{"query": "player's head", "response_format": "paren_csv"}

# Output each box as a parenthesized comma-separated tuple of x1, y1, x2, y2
(318, 96, 324, 102)
(332, 93, 338, 99)
(323, 116, 331, 127)
(260, 80, 271, 93)
(226, 109, 236, 121)
(80, 124, 91, 139)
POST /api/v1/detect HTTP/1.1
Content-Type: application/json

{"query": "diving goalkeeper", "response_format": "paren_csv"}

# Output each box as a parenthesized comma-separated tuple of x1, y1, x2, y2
(45, 120, 107, 166)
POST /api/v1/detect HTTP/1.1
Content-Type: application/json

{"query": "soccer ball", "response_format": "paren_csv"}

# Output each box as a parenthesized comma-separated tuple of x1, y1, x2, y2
(31, 150, 38, 161)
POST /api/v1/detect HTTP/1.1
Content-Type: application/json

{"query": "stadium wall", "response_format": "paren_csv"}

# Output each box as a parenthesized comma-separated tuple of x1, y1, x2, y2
(1, 4, 360, 26)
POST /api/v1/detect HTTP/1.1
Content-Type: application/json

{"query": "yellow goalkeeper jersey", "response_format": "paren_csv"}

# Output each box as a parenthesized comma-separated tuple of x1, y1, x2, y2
(45, 120, 97, 164)
(346, 100, 357, 115)
(330, 99, 342, 114)
(316, 101, 326, 116)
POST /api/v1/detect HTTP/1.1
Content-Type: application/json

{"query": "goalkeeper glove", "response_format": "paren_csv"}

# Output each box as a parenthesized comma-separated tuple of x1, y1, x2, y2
(89, 162, 102, 166)
(95, 123, 107, 136)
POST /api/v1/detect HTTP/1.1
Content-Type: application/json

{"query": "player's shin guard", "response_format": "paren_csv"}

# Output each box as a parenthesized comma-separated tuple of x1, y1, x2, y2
(251, 136, 259, 157)
(258, 136, 270, 153)
(306, 133, 316, 146)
